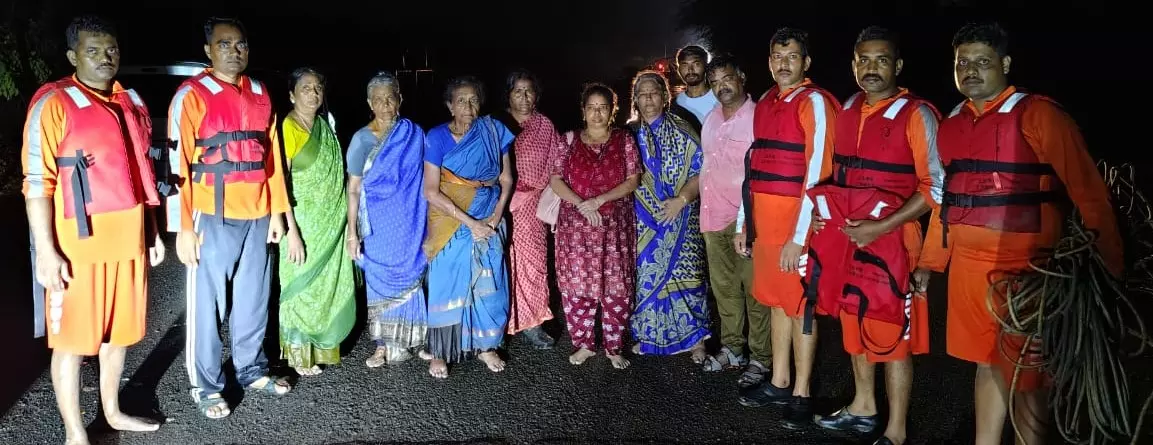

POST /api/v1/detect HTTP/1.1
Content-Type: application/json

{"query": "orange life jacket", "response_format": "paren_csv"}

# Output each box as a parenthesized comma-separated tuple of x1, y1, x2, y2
(179, 72, 273, 219)
(28, 77, 158, 238)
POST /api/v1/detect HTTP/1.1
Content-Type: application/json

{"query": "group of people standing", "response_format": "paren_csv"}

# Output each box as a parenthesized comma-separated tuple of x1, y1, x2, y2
(21, 12, 1123, 445)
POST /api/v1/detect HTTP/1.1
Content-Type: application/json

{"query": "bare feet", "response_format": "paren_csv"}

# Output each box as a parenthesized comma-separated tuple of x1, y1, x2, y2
(569, 348, 596, 365)
(478, 351, 506, 372)
(106, 411, 161, 432)
(295, 365, 322, 376)
(64, 432, 91, 445)
(608, 353, 630, 369)
(366, 346, 387, 368)
(418, 350, 434, 361)
(690, 341, 708, 364)
(631, 343, 644, 355)
(63, 433, 89, 445)
(428, 359, 448, 379)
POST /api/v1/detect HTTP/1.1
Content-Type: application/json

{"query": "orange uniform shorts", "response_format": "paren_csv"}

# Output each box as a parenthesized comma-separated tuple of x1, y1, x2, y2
(46, 256, 147, 355)
(840, 291, 929, 362)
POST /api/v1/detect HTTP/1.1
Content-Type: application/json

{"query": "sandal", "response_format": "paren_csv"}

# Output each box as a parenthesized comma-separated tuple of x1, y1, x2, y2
(737, 360, 769, 388)
(194, 391, 231, 420)
(247, 376, 292, 396)
(366, 347, 387, 368)
(702, 346, 747, 372)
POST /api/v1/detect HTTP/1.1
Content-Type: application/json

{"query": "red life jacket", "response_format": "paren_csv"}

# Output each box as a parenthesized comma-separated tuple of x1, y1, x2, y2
(834, 92, 940, 196)
(937, 91, 1062, 246)
(800, 184, 912, 350)
(741, 83, 838, 243)
(28, 77, 158, 238)
(180, 72, 273, 219)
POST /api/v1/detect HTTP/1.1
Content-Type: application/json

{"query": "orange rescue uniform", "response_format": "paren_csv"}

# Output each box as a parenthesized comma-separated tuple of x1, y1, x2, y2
(22, 78, 154, 355)
(742, 80, 837, 318)
(836, 90, 939, 363)
(166, 69, 289, 232)
(920, 86, 1123, 389)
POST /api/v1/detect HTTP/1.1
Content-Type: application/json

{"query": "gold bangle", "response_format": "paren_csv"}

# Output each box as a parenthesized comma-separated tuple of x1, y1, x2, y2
(678, 195, 688, 204)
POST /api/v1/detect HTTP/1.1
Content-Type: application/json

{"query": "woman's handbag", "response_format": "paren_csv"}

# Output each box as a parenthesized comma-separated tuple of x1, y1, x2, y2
(535, 131, 573, 226)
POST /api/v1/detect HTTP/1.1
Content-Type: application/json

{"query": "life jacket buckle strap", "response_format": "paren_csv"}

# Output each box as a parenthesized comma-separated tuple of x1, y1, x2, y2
(55, 149, 94, 239)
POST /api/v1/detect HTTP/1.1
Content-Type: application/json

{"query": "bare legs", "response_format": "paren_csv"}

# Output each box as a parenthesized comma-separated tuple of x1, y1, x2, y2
(975, 364, 1048, 445)
(844, 355, 912, 444)
(51, 344, 159, 445)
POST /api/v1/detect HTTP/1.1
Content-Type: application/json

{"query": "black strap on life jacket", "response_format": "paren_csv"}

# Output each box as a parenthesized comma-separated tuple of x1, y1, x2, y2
(190, 130, 268, 221)
(741, 147, 756, 247)
(833, 154, 917, 185)
(845, 249, 914, 356)
(55, 150, 94, 239)
(938, 159, 1058, 247)
(148, 139, 180, 197)
(799, 247, 824, 335)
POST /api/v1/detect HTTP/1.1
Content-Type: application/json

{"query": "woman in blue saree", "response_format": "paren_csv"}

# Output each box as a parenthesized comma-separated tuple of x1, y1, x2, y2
(345, 72, 430, 368)
(628, 70, 711, 362)
(422, 76, 514, 379)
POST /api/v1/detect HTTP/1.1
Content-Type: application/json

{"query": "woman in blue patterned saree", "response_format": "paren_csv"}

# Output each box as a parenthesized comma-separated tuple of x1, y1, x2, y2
(422, 76, 515, 379)
(345, 72, 430, 368)
(628, 70, 711, 362)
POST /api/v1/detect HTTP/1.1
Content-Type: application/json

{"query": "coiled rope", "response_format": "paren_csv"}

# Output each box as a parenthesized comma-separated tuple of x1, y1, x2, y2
(988, 161, 1153, 445)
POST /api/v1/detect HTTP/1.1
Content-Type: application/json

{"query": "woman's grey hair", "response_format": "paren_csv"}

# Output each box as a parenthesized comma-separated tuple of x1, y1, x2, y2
(366, 71, 400, 98)
(630, 70, 671, 109)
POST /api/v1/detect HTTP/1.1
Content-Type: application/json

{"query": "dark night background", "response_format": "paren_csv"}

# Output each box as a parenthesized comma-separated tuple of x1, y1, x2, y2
(0, 1, 1149, 444)
(0, 0, 1140, 158)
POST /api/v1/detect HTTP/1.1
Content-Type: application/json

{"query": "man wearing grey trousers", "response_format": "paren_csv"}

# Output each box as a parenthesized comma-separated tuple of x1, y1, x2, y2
(167, 16, 293, 419)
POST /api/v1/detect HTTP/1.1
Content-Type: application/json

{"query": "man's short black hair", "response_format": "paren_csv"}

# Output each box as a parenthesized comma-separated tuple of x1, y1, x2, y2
(676, 45, 709, 64)
(855, 26, 900, 59)
(66, 15, 116, 50)
(204, 17, 247, 44)
(952, 21, 1009, 58)
(770, 27, 809, 57)
(705, 52, 744, 79)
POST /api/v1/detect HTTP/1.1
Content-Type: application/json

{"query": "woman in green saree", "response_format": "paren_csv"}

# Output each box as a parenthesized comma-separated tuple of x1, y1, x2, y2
(278, 67, 357, 376)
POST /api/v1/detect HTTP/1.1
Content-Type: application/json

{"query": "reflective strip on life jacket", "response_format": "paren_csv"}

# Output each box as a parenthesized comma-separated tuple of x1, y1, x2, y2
(32, 79, 150, 238)
(937, 92, 1059, 246)
(801, 184, 912, 349)
(182, 73, 273, 221)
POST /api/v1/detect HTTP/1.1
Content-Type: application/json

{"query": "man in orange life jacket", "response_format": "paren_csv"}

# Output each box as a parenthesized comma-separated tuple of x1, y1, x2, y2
(734, 27, 838, 428)
(23, 15, 165, 443)
(807, 26, 942, 445)
(915, 22, 1123, 445)
(167, 17, 292, 419)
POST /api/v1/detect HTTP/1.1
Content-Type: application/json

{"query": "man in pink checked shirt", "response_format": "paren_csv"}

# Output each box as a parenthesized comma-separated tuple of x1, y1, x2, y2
(697, 53, 771, 389)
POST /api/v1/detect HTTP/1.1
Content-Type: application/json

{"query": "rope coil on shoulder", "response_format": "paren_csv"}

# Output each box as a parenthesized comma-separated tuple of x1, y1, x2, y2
(987, 161, 1153, 445)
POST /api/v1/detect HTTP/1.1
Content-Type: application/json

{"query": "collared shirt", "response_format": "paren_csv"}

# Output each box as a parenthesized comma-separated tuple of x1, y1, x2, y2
(699, 95, 755, 232)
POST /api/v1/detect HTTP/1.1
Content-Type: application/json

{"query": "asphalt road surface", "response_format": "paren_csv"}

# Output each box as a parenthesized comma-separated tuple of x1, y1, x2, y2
(0, 220, 1148, 444)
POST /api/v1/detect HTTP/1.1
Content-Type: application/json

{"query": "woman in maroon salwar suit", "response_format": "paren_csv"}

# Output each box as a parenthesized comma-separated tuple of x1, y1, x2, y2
(548, 83, 640, 369)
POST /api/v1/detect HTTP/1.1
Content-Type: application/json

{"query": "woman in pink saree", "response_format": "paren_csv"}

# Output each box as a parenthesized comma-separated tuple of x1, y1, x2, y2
(497, 70, 559, 349)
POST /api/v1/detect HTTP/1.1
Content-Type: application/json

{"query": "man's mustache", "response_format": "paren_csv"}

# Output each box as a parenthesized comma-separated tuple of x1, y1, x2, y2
(862, 74, 882, 82)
